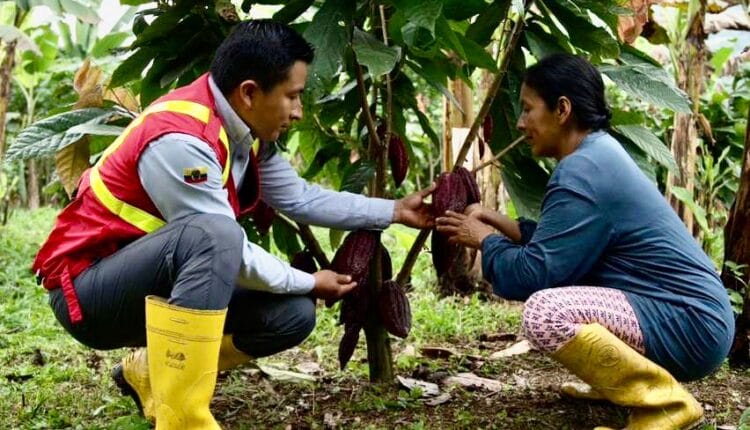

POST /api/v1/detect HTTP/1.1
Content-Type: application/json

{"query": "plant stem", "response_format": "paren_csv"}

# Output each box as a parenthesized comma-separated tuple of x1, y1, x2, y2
(276, 214, 330, 268)
(471, 134, 526, 174)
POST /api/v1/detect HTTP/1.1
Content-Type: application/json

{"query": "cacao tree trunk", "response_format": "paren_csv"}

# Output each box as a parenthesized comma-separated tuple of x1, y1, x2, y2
(665, 0, 707, 236)
(722, 106, 750, 367)
(0, 40, 17, 164)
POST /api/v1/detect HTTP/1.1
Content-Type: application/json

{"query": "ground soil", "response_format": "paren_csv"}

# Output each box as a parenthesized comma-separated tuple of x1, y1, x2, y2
(211, 338, 750, 430)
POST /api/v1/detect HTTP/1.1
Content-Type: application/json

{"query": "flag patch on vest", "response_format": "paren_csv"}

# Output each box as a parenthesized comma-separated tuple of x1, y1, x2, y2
(183, 167, 208, 184)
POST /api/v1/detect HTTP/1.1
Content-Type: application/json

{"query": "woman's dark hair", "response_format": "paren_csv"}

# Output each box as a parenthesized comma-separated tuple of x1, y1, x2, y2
(210, 19, 315, 95)
(522, 53, 611, 130)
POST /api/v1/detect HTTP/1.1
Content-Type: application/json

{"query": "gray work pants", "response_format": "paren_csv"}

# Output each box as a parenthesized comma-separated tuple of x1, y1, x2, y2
(49, 213, 316, 358)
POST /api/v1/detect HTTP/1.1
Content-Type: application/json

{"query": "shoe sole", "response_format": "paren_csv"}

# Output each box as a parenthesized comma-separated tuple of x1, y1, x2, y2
(111, 363, 145, 417)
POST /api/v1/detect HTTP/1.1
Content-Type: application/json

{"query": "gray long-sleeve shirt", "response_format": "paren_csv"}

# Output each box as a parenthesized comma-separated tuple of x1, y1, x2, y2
(137, 77, 395, 295)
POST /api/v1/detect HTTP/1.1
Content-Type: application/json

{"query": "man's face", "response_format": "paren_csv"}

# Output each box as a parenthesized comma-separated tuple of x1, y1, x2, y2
(239, 61, 307, 142)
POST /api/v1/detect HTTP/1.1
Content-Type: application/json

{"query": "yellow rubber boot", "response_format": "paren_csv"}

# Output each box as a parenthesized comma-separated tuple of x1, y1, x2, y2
(146, 295, 226, 430)
(218, 335, 253, 371)
(552, 323, 703, 430)
(560, 381, 607, 401)
(112, 348, 155, 421)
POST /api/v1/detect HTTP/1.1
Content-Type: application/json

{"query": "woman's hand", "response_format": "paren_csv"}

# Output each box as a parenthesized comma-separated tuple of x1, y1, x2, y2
(393, 183, 436, 229)
(435, 210, 495, 249)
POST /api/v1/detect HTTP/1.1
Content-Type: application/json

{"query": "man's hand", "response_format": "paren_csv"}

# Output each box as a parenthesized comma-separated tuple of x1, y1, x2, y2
(436, 210, 495, 249)
(393, 183, 436, 229)
(311, 270, 357, 301)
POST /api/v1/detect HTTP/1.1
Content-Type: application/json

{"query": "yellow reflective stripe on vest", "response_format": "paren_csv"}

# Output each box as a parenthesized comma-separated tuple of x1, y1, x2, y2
(89, 167, 167, 232)
(91, 100, 232, 233)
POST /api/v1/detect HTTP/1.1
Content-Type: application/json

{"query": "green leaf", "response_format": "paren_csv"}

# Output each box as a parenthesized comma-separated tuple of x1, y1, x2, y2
(272, 0, 314, 24)
(120, 0, 153, 4)
(416, 110, 440, 147)
(538, 0, 619, 60)
(614, 124, 678, 173)
(272, 218, 302, 257)
(524, 22, 570, 59)
(109, 47, 157, 88)
(739, 406, 750, 430)
(0, 25, 40, 55)
(442, 0, 487, 20)
(501, 152, 549, 220)
(352, 28, 401, 78)
(90, 32, 129, 58)
(435, 16, 466, 61)
(618, 138, 656, 182)
(466, 0, 510, 46)
(7, 108, 120, 161)
(455, 32, 497, 71)
(60, 0, 100, 24)
(133, 3, 191, 48)
(618, 44, 661, 67)
(340, 160, 375, 194)
(571, 0, 623, 34)
(405, 59, 462, 110)
(398, 0, 442, 50)
(600, 64, 691, 113)
(67, 124, 125, 136)
(302, 138, 345, 180)
(303, 0, 353, 83)
(329, 229, 344, 250)
(670, 186, 708, 233)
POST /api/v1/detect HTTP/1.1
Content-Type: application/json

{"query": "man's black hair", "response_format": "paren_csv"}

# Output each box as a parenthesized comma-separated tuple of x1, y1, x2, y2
(523, 53, 611, 130)
(210, 19, 315, 95)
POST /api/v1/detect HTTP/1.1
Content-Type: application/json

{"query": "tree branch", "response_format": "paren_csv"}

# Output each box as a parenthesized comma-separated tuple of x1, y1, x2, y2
(275, 214, 330, 268)
(471, 134, 526, 174)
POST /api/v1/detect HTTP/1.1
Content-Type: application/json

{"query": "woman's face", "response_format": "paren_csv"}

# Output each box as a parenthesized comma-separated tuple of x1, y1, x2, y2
(516, 83, 562, 158)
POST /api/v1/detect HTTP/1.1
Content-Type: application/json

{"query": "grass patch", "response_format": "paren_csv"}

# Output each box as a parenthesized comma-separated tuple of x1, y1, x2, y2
(1, 208, 746, 429)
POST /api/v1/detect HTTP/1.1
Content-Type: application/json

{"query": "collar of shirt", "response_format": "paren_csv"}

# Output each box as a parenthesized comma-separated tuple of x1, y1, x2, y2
(207, 75, 254, 160)
(208, 75, 253, 189)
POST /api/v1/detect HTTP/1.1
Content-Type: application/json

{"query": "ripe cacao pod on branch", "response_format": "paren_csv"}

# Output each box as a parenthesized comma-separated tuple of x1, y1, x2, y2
(388, 134, 409, 188)
(455, 167, 480, 205)
(338, 322, 361, 370)
(378, 280, 411, 338)
(330, 230, 381, 283)
(431, 167, 481, 277)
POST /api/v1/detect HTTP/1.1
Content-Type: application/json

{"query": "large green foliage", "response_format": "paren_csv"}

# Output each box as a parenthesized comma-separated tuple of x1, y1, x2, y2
(7, 0, 690, 221)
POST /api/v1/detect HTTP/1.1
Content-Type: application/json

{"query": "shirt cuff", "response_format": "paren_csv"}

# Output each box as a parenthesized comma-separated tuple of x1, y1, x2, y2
(293, 269, 316, 294)
(369, 198, 396, 230)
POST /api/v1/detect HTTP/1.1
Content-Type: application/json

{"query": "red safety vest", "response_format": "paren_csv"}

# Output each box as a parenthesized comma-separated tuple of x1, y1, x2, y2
(32, 73, 261, 323)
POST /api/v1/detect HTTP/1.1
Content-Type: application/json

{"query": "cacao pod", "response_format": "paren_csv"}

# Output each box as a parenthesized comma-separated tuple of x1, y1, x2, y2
(339, 282, 370, 326)
(432, 172, 468, 217)
(338, 323, 361, 370)
(431, 230, 462, 277)
(378, 280, 411, 338)
(330, 230, 380, 283)
(381, 245, 392, 280)
(251, 199, 275, 235)
(290, 250, 317, 274)
(455, 167, 480, 205)
(388, 134, 409, 187)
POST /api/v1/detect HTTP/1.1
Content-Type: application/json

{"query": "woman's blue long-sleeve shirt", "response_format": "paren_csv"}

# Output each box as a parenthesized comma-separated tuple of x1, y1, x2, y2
(481, 131, 734, 381)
